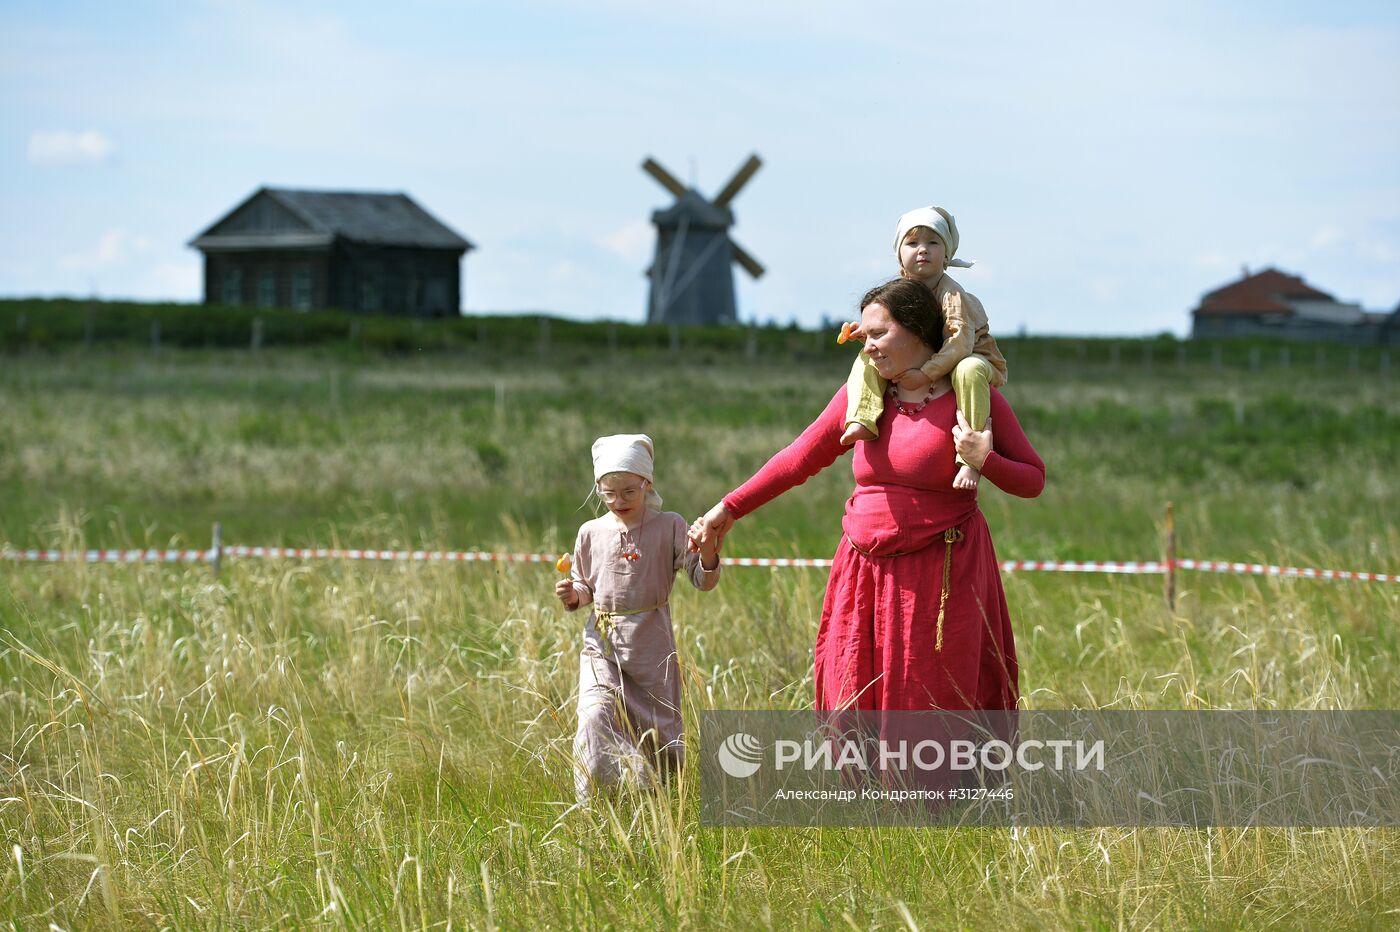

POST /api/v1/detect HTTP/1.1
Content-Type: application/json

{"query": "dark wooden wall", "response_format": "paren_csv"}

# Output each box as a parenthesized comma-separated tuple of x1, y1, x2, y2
(203, 245, 461, 316)
(203, 251, 331, 312)
(329, 244, 461, 317)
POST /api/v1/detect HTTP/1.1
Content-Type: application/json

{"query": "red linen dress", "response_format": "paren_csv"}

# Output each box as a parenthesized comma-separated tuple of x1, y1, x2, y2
(723, 385, 1044, 712)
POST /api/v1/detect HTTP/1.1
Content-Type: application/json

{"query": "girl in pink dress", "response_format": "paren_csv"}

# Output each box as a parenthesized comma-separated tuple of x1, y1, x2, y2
(690, 279, 1044, 713)
(556, 434, 722, 802)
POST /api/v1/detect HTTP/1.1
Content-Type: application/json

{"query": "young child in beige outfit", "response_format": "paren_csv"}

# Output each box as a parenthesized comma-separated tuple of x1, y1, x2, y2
(841, 206, 1009, 489)
(555, 433, 721, 802)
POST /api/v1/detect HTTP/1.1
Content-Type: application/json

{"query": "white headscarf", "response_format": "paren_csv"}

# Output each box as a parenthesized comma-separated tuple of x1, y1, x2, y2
(591, 433, 663, 510)
(894, 206, 975, 270)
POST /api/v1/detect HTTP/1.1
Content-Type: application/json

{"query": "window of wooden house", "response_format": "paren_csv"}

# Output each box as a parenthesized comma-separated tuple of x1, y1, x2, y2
(360, 266, 383, 312)
(291, 268, 313, 311)
(425, 279, 448, 313)
(222, 268, 243, 306)
(257, 269, 277, 308)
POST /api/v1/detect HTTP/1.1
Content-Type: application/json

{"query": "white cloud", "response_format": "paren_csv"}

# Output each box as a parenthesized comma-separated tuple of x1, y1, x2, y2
(598, 220, 653, 263)
(548, 260, 586, 285)
(145, 261, 201, 299)
(1087, 276, 1121, 302)
(1358, 239, 1399, 264)
(26, 129, 115, 166)
(59, 229, 152, 271)
(1310, 225, 1345, 249)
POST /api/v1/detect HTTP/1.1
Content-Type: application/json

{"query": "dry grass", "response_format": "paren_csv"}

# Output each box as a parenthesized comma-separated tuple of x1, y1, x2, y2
(1, 348, 1397, 928)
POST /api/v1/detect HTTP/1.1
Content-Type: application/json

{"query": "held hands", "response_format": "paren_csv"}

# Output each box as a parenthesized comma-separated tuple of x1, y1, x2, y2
(951, 409, 993, 470)
(687, 502, 734, 558)
(554, 577, 580, 610)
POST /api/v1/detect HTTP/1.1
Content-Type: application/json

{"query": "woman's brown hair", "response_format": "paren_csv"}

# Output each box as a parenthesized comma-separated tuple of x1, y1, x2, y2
(858, 278, 944, 349)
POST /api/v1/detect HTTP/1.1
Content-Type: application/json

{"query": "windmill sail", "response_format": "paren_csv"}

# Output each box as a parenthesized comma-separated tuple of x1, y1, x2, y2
(642, 153, 763, 325)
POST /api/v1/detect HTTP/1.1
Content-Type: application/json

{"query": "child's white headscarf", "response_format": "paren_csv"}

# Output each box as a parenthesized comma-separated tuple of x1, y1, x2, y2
(894, 206, 974, 269)
(592, 433, 664, 510)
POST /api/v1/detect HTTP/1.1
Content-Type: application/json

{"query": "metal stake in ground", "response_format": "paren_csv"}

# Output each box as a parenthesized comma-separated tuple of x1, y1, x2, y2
(212, 522, 223, 579)
(1164, 502, 1176, 610)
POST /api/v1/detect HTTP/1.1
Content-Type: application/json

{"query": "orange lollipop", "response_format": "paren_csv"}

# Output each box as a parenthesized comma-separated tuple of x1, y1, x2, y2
(837, 321, 855, 345)
(555, 552, 572, 574)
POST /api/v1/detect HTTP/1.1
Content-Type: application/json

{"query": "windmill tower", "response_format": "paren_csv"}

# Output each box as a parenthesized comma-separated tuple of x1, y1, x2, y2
(641, 153, 764, 325)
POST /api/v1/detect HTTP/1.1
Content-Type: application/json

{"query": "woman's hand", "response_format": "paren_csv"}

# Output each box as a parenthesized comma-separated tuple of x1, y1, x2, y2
(951, 409, 993, 470)
(697, 526, 722, 570)
(554, 577, 580, 610)
(687, 502, 735, 553)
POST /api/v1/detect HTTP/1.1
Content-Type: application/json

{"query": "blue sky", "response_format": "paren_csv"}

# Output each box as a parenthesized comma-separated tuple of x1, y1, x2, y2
(3, 0, 1398, 334)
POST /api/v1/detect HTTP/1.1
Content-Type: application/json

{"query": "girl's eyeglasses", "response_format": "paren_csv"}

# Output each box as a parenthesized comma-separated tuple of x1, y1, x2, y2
(598, 485, 646, 504)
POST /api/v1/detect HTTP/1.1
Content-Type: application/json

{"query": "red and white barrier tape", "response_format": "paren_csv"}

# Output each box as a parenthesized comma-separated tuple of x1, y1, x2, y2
(0, 549, 212, 564)
(999, 560, 1166, 575)
(223, 546, 554, 563)
(1177, 558, 1395, 583)
(1, 548, 1394, 583)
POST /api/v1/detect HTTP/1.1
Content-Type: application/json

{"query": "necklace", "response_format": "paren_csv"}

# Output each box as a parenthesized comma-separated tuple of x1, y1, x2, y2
(889, 384, 934, 416)
(616, 512, 648, 563)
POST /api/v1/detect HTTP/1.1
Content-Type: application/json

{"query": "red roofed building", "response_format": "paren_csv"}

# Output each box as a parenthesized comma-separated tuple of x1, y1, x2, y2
(1191, 267, 1394, 345)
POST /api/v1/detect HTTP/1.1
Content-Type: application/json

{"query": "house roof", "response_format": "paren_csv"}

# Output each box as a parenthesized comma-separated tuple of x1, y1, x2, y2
(1193, 267, 1332, 317)
(191, 187, 474, 252)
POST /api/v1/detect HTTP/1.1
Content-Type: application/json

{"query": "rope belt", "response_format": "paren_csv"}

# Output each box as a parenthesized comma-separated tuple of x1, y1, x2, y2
(935, 527, 965, 652)
(593, 600, 667, 654)
(845, 526, 965, 652)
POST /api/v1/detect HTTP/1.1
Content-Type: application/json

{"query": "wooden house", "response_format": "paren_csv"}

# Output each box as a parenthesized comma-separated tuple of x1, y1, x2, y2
(1190, 267, 1394, 345)
(189, 187, 474, 316)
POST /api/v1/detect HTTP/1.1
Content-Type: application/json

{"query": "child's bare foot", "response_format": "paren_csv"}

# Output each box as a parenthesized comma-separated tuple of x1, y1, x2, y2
(840, 422, 875, 445)
(953, 464, 981, 490)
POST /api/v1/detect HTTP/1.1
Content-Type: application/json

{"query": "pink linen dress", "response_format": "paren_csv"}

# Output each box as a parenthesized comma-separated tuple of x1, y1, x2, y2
(566, 510, 721, 800)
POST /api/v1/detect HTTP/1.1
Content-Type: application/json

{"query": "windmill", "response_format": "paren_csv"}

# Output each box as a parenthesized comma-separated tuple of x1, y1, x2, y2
(641, 153, 764, 325)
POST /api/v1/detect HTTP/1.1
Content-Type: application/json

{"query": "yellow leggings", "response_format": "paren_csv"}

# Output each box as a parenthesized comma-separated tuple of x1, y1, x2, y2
(844, 353, 994, 468)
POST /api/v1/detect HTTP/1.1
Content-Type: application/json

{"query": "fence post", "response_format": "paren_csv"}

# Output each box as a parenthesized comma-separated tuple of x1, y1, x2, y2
(746, 323, 758, 361)
(251, 317, 264, 351)
(1164, 503, 1176, 611)
(495, 379, 506, 427)
(211, 522, 223, 579)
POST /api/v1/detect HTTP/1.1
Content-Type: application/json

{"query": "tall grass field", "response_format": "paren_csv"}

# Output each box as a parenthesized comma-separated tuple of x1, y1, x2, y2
(2, 335, 1398, 928)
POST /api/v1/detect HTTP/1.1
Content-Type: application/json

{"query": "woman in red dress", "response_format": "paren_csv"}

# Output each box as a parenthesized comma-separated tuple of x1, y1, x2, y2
(691, 278, 1045, 712)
